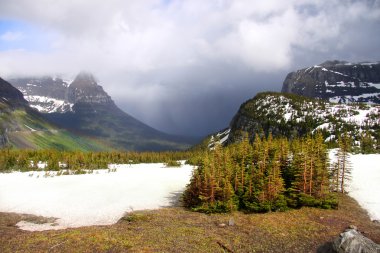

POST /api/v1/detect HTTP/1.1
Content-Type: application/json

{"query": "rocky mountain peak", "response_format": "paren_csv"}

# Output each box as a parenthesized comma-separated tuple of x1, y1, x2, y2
(70, 71, 98, 88)
(9, 72, 113, 113)
(68, 72, 113, 104)
(282, 60, 380, 104)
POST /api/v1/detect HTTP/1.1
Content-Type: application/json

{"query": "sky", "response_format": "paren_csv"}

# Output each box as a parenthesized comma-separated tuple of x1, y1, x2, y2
(0, 0, 380, 136)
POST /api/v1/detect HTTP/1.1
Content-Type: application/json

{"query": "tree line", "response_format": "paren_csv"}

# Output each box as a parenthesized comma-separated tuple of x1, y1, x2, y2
(0, 149, 196, 172)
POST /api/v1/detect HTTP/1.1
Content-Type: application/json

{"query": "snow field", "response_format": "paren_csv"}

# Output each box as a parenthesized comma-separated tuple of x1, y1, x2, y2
(347, 154, 380, 221)
(0, 162, 194, 231)
(329, 150, 380, 221)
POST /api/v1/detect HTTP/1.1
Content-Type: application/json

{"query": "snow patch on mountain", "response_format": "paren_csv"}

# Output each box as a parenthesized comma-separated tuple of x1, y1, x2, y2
(209, 128, 230, 149)
(244, 94, 379, 144)
(24, 124, 37, 132)
(329, 93, 380, 104)
(25, 95, 73, 113)
(282, 61, 380, 104)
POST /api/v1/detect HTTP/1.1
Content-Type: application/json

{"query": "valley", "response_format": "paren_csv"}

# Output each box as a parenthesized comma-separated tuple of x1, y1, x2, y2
(1, 0, 380, 251)
(1, 60, 380, 252)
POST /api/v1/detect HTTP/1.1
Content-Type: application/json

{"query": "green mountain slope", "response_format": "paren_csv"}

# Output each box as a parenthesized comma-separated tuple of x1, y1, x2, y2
(0, 78, 109, 151)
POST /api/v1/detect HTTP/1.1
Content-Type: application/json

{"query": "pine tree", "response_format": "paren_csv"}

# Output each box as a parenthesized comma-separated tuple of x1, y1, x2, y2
(337, 133, 352, 193)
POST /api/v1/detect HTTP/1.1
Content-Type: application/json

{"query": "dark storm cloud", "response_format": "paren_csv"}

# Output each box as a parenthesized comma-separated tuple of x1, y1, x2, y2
(0, 0, 379, 136)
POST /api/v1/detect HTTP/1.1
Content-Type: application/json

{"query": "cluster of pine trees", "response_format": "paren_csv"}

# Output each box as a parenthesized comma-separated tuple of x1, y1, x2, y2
(0, 149, 195, 172)
(183, 133, 338, 213)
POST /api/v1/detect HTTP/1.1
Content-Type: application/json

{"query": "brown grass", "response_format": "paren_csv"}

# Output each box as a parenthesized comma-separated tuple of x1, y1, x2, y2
(0, 194, 379, 253)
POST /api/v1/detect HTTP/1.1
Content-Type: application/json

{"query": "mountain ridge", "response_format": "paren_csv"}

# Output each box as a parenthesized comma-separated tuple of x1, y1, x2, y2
(282, 60, 380, 104)
(206, 92, 379, 152)
(9, 73, 197, 151)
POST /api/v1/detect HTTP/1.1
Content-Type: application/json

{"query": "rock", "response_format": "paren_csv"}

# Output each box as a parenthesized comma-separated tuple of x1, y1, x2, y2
(282, 60, 380, 104)
(373, 220, 380, 224)
(332, 229, 380, 253)
(228, 218, 235, 226)
(348, 225, 358, 230)
(218, 223, 227, 228)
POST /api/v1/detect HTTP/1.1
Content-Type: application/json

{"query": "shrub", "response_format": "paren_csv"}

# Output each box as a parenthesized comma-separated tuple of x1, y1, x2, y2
(165, 160, 181, 167)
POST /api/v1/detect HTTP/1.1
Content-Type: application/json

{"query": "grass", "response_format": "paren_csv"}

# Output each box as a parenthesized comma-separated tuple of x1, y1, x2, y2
(0, 194, 379, 252)
(5, 109, 110, 151)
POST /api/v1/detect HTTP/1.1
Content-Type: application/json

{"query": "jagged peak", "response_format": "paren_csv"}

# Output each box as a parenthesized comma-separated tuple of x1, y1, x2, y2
(71, 71, 98, 88)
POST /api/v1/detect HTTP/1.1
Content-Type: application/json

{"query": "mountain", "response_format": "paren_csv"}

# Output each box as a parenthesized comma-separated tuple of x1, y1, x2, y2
(0, 77, 28, 108)
(9, 73, 196, 151)
(207, 92, 379, 151)
(12, 76, 73, 113)
(282, 60, 380, 104)
(0, 77, 108, 150)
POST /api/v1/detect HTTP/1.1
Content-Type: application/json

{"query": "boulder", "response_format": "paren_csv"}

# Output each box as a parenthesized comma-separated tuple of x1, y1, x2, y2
(333, 229, 380, 253)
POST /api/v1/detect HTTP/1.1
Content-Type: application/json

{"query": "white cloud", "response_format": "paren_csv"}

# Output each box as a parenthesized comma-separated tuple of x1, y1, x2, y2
(0, 0, 379, 135)
(0, 0, 378, 74)
(0, 31, 24, 41)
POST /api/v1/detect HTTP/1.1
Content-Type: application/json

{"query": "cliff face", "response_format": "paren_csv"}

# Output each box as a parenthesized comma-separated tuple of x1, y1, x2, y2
(0, 77, 28, 108)
(10, 72, 114, 113)
(67, 72, 113, 104)
(282, 60, 380, 104)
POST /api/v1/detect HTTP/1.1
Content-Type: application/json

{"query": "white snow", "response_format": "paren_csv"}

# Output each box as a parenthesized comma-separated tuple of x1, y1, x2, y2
(325, 135, 335, 142)
(367, 83, 380, 89)
(314, 122, 330, 132)
(283, 112, 292, 121)
(347, 153, 380, 221)
(219, 134, 229, 144)
(26, 83, 38, 87)
(209, 128, 230, 149)
(0, 162, 194, 231)
(24, 124, 37, 132)
(24, 95, 73, 113)
(360, 62, 379, 66)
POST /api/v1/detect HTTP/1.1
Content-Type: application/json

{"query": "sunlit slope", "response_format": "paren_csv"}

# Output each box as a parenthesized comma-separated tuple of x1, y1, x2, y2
(1, 102, 109, 151)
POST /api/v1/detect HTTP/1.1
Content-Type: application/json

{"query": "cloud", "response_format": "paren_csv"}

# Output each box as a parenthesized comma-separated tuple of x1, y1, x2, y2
(0, 0, 379, 135)
(0, 31, 23, 41)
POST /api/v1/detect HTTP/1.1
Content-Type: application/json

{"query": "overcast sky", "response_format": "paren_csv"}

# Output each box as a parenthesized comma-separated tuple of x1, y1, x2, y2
(1, 0, 380, 136)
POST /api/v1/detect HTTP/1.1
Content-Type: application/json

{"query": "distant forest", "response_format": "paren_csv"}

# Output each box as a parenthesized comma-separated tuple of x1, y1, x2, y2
(0, 149, 193, 172)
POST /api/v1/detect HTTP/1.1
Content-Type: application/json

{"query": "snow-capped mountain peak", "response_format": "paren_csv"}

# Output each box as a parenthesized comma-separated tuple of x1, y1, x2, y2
(282, 60, 380, 104)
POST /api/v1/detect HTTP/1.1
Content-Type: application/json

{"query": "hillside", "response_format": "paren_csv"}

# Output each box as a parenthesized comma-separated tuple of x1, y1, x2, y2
(0, 78, 109, 151)
(9, 73, 197, 151)
(208, 92, 379, 151)
(282, 60, 380, 104)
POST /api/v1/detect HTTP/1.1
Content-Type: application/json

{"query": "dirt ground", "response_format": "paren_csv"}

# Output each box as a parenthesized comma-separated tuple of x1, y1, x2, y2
(0, 194, 379, 253)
